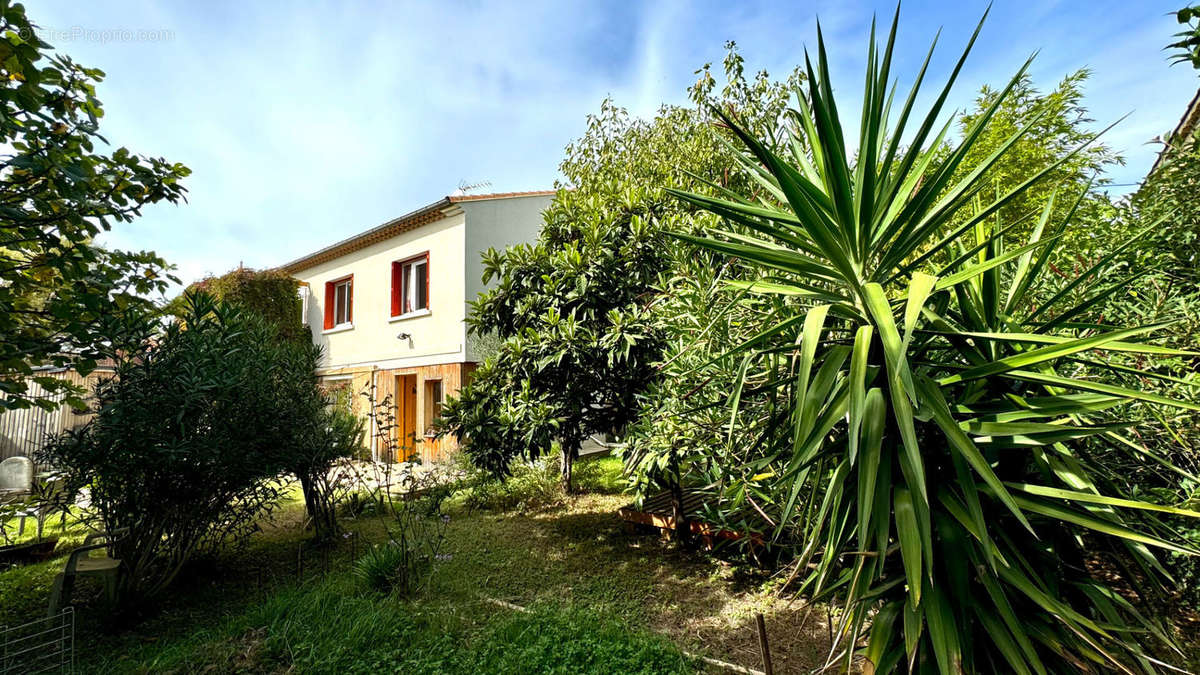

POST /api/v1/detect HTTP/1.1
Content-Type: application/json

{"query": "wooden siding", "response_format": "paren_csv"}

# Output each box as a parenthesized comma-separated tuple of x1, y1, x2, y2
(319, 362, 475, 465)
(0, 369, 111, 470)
(372, 362, 471, 465)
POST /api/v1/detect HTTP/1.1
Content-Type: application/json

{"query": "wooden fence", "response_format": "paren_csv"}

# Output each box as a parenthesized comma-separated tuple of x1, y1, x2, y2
(0, 370, 105, 471)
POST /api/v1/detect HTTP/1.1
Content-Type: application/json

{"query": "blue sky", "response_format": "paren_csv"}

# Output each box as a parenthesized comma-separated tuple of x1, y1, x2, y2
(22, 1, 1197, 288)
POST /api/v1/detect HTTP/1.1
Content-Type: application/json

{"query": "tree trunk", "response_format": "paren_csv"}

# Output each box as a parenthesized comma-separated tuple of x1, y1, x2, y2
(299, 473, 336, 543)
(560, 442, 576, 494)
(668, 448, 692, 550)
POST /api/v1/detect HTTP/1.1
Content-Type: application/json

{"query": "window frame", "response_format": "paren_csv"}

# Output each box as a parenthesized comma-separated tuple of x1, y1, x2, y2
(423, 378, 444, 436)
(390, 252, 430, 318)
(323, 274, 354, 332)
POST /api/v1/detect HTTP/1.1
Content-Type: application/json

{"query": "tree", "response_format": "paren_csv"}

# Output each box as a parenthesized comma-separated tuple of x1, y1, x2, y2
(168, 266, 305, 343)
(669, 11, 1199, 672)
(437, 45, 800, 491)
(949, 69, 1121, 249)
(0, 2, 189, 412)
(273, 338, 364, 543)
(1168, 5, 1200, 69)
(43, 293, 299, 606)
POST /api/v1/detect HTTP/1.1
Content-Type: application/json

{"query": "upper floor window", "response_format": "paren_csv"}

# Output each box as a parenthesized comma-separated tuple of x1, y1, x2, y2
(323, 275, 353, 330)
(391, 253, 429, 317)
(298, 285, 310, 326)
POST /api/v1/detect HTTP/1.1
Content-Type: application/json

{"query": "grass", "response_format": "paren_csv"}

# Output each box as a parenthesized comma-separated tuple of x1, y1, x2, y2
(1, 454, 834, 674)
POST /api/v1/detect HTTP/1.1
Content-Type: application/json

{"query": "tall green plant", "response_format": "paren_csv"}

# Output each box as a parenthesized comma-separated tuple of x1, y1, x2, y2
(438, 48, 800, 491)
(669, 10, 1200, 673)
(43, 293, 296, 606)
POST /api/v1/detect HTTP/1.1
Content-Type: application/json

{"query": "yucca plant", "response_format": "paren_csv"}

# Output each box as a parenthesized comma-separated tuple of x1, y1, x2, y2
(667, 9, 1200, 674)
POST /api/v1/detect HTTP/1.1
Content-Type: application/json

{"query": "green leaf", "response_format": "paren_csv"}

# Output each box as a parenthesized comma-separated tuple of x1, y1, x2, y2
(895, 487, 923, 608)
(937, 323, 1174, 385)
(1006, 483, 1200, 519)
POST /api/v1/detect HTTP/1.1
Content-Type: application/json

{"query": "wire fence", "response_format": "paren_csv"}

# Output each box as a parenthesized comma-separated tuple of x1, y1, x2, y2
(0, 608, 74, 674)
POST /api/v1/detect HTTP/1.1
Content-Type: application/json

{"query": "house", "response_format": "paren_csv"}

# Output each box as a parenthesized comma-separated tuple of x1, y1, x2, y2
(1150, 87, 1200, 174)
(279, 190, 555, 464)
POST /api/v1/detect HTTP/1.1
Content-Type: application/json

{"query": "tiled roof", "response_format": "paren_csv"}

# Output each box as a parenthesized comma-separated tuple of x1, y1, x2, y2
(1151, 88, 1200, 174)
(448, 190, 556, 202)
(279, 190, 555, 274)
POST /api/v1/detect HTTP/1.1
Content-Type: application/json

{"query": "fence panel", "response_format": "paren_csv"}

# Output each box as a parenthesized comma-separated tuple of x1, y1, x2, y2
(0, 608, 74, 674)
(0, 371, 100, 472)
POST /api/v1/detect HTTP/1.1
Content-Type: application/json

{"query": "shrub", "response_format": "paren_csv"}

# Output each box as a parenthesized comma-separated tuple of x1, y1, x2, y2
(450, 451, 610, 513)
(668, 11, 1200, 673)
(345, 385, 453, 596)
(270, 339, 365, 543)
(41, 293, 305, 606)
(354, 539, 433, 595)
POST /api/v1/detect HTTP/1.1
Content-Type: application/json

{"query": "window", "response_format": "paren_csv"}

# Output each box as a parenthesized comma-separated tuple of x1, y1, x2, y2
(423, 379, 444, 434)
(298, 285, 310, 326)
(391, 253, 429, 317)
(323, 275, 353, 330)
(319, 377, 354, 412)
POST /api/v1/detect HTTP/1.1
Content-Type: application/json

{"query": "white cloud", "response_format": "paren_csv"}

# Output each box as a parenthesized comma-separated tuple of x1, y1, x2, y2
(18, 0, 1195, 288)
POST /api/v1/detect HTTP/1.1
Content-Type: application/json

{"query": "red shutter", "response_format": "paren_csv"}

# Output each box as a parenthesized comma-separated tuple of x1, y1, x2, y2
(346, 275, 353, 323)
(391, 262, 402, 317)
(323, 281, 335, 329)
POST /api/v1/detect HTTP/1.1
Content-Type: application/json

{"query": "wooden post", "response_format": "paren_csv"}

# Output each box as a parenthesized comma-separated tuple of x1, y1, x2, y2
(756, 613, 773, 675)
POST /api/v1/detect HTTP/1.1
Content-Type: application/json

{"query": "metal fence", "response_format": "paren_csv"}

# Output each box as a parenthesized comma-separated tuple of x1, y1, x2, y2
(0, 608, 74, 674)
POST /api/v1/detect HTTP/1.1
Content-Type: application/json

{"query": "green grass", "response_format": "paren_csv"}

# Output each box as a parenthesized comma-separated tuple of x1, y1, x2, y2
(6, 453, 1193, 672)
(103, 576, 694, 674)
(0, 456, 731, 673)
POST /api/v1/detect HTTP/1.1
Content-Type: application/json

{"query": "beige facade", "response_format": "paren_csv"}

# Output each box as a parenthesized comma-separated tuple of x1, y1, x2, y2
(281, 191, 553, 463)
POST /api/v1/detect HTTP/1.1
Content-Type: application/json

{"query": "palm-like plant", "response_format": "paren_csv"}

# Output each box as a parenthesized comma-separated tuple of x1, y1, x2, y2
(668, 9, 1200, 674)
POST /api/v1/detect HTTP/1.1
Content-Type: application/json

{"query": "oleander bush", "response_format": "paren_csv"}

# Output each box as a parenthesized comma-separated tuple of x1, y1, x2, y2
(42, 293, 314, 607)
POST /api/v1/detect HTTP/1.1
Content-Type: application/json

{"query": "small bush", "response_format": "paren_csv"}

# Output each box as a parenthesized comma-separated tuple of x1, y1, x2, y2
(354, 542, 427, 595)
(42, 293, 304, 606)
(450, 452, 620, 513)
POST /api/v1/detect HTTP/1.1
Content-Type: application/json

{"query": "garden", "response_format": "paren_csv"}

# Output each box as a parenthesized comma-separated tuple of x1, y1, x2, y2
(4, 2, 1200, 673)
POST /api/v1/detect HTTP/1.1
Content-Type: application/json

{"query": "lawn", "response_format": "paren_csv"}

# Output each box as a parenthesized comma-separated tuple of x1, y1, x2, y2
(0, 456, 832, 674)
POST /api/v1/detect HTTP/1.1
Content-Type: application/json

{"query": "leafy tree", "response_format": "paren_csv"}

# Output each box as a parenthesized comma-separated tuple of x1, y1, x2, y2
(1169, 5, 1200, 69)
(668, 11, 1200, 672)
(950, 69, 1121, 249)
(273, 338, 364, 543)
(169, 266, 305, 343)
(438, 45, 800, 491)
(42, 293, 299, 606)
(0, 2, 189, 412)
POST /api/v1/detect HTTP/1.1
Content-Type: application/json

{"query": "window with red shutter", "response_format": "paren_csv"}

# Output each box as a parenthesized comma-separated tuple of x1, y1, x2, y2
(391, 253, 429, 317)
(324, 275, 353, 330)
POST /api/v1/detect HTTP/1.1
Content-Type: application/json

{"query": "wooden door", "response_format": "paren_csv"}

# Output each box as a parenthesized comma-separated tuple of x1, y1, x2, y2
(396, 374, 417, 462)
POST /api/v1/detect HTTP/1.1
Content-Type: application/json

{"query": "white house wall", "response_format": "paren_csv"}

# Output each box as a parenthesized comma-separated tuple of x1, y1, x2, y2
(461, 194, 554, 362)
(298, 211, 468, 370)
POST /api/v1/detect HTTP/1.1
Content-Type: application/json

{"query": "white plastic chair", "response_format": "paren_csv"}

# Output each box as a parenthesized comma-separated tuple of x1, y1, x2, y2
(0, 456, 34, 502)
(47, 528, 126, 616)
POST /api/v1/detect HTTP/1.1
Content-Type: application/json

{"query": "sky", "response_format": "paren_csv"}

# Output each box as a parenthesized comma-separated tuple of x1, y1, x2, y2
(21, 1, 1198, 289)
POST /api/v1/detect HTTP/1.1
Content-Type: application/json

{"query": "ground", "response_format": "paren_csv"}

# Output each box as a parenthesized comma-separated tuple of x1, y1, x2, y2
(0, 456, 834, 674)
